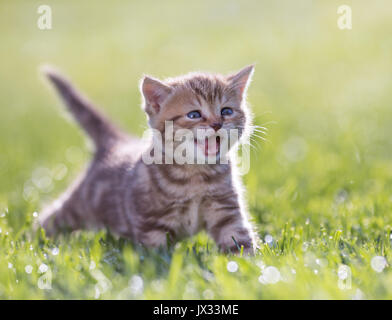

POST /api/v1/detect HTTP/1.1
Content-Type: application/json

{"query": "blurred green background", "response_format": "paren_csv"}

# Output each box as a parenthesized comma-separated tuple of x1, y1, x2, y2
(1, 0, 392, 299)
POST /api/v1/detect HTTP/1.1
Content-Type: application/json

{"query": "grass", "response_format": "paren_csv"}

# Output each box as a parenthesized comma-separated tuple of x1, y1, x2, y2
(1, 0, 392, 299)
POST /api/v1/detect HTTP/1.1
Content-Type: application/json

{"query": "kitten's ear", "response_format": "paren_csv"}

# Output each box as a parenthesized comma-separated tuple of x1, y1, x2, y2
(140, 76, 172, 114)
(227, 65, 255, 99)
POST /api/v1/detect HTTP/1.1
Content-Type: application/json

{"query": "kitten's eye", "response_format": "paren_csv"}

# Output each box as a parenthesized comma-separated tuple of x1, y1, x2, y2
(187, 110, 202, 119)
(221, 107, 233, 116)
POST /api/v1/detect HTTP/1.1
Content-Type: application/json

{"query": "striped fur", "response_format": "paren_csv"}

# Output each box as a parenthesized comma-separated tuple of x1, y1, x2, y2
(39, 65, 259, 254)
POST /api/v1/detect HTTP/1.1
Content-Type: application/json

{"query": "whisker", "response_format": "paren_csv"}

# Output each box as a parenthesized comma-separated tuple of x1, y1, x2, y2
(251, 128, 268, 135)
(249, 132, 271, 145)
(251, 134, 268, 142)
(250, 125, 269, 131)
(244, 139, 260, 151)
(249, 124, 267, 128)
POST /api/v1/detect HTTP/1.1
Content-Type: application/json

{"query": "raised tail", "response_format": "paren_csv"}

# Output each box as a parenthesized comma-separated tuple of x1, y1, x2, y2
(42, 66, 123, 150)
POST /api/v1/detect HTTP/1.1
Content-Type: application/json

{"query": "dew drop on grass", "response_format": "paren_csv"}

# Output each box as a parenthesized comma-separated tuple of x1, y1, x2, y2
(338, 265, 350, 280)
(129, 275, 143, 295)
(371, 256, 387, 272)
(25, 265, 33, 274)
(259, 266, 281, 284)
(264, 234, 274, 246)
(227, 261, 238, 273)
(264, 234, 274, 243)
(39, 264, 48, 273)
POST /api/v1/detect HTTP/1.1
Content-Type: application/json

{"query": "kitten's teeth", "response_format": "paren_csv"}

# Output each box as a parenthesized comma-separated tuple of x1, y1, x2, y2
(194, 137, 221, 157)
(204, 137, 220, 156)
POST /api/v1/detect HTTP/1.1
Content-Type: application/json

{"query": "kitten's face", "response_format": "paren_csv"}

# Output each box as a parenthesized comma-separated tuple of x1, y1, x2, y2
(141, 66, 254, 163)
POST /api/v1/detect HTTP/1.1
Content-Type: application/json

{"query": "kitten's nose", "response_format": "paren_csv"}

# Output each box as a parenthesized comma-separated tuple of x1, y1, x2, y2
(210, 122, 222, 131)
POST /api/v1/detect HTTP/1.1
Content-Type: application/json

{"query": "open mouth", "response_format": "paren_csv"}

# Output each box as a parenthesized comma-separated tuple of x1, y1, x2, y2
(194, 136, 221, 156)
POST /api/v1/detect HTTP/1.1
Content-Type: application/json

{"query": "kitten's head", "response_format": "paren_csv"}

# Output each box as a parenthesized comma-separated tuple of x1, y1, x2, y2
(140, 65, 254, 163)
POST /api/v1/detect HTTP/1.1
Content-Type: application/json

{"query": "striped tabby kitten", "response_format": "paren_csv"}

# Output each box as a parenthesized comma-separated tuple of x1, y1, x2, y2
(39, 65, 259, 254)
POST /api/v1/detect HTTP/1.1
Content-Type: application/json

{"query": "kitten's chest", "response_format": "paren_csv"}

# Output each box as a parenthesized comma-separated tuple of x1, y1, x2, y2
(179, 197, 203, 236)
(173, 179, 222, 236)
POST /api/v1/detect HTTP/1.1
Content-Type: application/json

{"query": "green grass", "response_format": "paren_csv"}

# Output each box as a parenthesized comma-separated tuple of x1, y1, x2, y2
(1, 0, 392, 299)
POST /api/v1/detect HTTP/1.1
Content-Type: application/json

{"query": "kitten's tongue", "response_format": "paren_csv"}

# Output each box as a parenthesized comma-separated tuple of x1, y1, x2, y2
(204, 137, 220, 156)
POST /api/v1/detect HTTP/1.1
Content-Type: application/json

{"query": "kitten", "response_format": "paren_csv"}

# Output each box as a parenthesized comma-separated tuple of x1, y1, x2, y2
(39, 65, 259, 254)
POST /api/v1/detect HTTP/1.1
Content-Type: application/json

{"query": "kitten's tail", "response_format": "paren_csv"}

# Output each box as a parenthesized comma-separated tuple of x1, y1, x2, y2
(41, 65, 123, 150)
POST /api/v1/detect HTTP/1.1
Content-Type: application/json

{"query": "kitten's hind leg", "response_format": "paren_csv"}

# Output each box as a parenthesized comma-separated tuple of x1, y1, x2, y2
(39, 201, 80, 236)
(38, 184, 88, 236)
